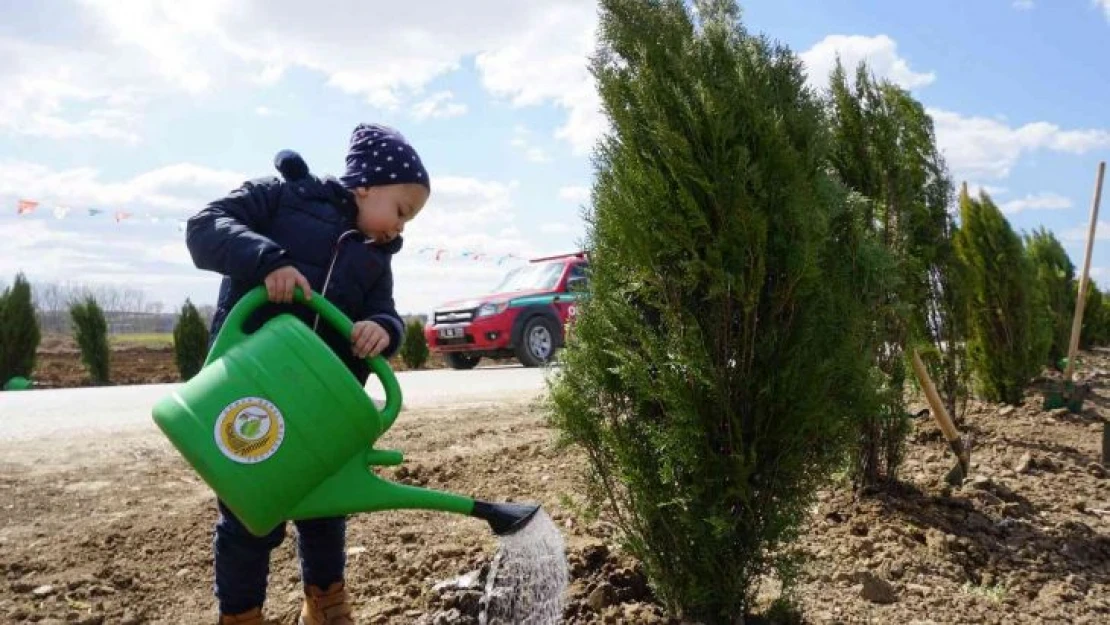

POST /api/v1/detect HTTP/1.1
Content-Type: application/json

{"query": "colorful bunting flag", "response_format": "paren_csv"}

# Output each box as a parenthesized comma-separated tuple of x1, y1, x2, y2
(9, 195, 529, 266)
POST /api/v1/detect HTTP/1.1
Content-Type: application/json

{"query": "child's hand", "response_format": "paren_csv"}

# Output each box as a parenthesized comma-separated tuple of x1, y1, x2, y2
(264, 266, 312, 303)
(352, 320, 390, 358)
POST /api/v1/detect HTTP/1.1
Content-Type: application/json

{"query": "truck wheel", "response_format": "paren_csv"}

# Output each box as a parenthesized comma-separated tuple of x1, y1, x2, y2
(516, 316, 557, 367)
(444, 353, 481, 370)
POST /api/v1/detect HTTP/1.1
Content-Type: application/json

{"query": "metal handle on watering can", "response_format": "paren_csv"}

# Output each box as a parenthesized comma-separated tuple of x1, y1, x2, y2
(203, 285, 403, 430)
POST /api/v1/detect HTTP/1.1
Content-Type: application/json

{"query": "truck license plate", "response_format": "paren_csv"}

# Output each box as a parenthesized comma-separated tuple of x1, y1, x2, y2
(439, 327, 464, 339)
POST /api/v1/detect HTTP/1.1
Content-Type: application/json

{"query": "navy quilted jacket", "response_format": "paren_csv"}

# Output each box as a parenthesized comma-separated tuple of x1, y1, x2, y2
(185, 151, 405, 384)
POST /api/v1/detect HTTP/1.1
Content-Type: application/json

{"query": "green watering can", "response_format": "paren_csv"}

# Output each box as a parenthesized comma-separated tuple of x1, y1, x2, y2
(152, 285, 539, 538)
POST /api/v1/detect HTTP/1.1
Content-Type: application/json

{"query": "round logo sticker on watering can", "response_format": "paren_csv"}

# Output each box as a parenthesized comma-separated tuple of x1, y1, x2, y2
(214, 397, 286, 464)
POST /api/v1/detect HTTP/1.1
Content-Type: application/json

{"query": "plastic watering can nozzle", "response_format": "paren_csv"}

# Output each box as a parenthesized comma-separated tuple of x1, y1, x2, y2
(471, 500, 541, 536)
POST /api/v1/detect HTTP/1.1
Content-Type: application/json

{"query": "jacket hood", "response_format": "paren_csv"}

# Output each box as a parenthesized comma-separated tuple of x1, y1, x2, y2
(274, 149, 404, 255)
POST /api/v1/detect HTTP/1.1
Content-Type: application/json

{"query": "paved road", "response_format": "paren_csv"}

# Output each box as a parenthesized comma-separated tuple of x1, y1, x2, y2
(0, 365, 554, 442)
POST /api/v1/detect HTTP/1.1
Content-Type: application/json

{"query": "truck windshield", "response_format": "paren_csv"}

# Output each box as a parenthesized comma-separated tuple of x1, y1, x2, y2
(492, 262, 565, 293)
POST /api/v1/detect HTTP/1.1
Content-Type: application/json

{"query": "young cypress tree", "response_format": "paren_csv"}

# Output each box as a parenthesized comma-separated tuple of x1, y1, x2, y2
(1082, 282, 1109, 347)
(0, 273, 41, 384)
(1025, 227, 1075, 367)
(173, 298, 209, 381)
(70, 296, 111, 385)
(400, 319, 430, 369)
(953, 188, 1045, 404)
(825, 61, 965, 482)
(548, 1, 886, 619)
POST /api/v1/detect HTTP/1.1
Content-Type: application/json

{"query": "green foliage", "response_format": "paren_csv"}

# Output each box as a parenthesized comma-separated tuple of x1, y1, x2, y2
(173, 298, 209, 381)
(953, 190, 1046, 404)
(400, 319, 430, 369)
(69, 296, 110, 384)
(0, 273, 41, 385)
(547, 1, 885, 620)
(1080, 281, 1110, 348)
(1025, 227, 1075, 366)
(825, 61, 965, 482)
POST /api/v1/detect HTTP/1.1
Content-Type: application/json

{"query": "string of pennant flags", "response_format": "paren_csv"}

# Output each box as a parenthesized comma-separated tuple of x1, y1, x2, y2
(15, 198, 188, 229)
(414, 247, 528, 266)
(14, 198, 530, 266)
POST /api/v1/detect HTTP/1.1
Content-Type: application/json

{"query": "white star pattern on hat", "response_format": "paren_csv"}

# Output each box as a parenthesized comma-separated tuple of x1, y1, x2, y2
(344, 123, 429, 189)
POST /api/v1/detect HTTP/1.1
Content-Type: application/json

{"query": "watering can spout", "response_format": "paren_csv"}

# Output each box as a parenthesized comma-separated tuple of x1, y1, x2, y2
(285, 451, 541, 538)
(471, 500, 541, 536)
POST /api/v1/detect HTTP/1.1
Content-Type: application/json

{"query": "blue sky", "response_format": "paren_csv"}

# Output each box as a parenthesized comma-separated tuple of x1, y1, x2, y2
(1, 0, 1108, 317)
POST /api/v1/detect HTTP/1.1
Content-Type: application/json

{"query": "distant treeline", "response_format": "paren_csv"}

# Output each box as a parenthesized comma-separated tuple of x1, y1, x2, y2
(0, 278, 426, 335)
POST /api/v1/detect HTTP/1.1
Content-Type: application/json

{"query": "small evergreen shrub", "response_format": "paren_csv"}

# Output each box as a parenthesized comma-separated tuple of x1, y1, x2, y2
(953, 189, 1045, 404)
(547, 1, 886, 620)
(173, 298, 210, 381)
(1080, 281, 1109, 348)
(400, 319, 430, 369)
(1025, 227, 1074, 368)
(70, 296, 110, 384)
(0, 273, 41, 385)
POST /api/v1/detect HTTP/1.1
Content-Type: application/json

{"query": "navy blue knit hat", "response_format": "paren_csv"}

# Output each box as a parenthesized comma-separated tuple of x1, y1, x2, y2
(340, 123, 429, 191)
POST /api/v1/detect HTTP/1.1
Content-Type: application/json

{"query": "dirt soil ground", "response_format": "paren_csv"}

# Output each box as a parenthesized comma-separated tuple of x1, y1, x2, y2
(3, 351, 1110, 624)
(30, 335, 512, 389)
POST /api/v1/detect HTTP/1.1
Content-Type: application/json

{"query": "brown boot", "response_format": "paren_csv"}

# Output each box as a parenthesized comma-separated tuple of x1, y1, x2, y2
(218, 607, 266, 625)
(299, 581, 355, 625)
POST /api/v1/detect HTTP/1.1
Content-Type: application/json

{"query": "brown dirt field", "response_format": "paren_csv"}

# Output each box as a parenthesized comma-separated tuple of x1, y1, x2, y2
(3, 353, 1110, 624)
(29, 336, 513, 389)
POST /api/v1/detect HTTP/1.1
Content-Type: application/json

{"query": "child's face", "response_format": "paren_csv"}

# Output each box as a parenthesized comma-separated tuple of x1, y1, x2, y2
(352, 183, 429, 243)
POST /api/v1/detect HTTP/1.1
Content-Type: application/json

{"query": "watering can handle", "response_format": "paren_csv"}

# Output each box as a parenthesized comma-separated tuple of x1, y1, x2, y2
(204, 285, 403, 429)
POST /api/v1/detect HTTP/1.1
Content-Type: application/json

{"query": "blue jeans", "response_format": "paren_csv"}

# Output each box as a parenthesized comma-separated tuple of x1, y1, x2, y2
(213, 500, 346, 614)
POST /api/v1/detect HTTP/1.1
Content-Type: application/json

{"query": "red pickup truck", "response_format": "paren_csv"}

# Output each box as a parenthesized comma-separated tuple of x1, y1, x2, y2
(423, 252, 588, 369)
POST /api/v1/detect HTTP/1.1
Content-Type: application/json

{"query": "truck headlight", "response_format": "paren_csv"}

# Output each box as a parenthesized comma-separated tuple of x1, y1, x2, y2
(476, 301, 508, 317)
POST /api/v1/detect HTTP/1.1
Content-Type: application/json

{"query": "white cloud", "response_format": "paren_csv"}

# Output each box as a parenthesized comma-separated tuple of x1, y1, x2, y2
(0, 161, 246, 217)
(929, 108, 1110, 181)
(1097, 0, 1110, 21)
(0, 160, 221, 304)
(57, 0, 604, 153)
(799, 34, 936, 92)
(412, 91, 468, 121)
(0, 218, 217, 310)
(0, 37, 145, 142)
(1000, 192, 1072, 214)
(540, 222, 575, 235)
(475, 3, 607, 155)
(254, 106, 279, 117)
(76, 0, 226, 94)
(405, 177, 523, 246)
(1013, 0, 1034, 10)
(1062, 220, 1110, 243)
(963, 182, 1009, 198)
(558, 185, 590, 203)
(508, 126, 551, 163)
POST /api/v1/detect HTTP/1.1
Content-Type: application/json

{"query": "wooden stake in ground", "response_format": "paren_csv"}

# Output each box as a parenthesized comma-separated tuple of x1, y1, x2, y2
(910, 349, 970, 485)
(1063, 161, 1106, 383)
